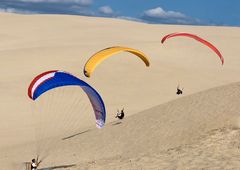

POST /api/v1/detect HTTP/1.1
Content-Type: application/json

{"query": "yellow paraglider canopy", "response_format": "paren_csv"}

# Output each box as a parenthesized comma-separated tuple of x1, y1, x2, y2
(84, 46, 150, 77)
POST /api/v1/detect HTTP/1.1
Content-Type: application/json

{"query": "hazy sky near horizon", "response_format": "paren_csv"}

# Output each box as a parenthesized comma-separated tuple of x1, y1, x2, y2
(0, 0, 239, 26)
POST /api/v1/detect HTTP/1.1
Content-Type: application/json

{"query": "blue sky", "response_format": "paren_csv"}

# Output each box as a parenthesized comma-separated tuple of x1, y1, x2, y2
(0, 0, 239, 26)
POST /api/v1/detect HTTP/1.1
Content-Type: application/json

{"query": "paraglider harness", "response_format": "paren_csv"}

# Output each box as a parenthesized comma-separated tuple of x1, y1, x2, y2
(115, 108, 125, 119)
(176, 85, 183, 95)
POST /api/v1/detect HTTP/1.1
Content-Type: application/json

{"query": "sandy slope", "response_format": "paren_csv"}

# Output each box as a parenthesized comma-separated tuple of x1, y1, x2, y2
(49, 82, 240, 170)
(0, 13, 240, 169)
(75, 127, 240, 170)
(2, 81, 240, 169)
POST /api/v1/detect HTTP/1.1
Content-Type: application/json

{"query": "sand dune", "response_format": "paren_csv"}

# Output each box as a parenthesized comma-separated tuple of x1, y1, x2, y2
(75, 127, 240, 170)
(0, 13, 240, 169)
(40, 82, 240, 169)
(2, 81, 240, 169)
(51, 81, 240, 169)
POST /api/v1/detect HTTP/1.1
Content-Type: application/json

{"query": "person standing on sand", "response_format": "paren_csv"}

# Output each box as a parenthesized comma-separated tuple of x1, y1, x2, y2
(31, 158, 41, 170)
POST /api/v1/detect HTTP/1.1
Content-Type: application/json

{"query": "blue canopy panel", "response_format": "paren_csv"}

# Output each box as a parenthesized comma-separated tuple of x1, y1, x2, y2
(28, 70, 106, 128)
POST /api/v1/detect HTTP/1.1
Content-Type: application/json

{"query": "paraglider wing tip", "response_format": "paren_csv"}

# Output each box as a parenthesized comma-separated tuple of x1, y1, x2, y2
(84, 70, 90, 78)
(161, 36, 168, 44)
(96, 119, 105, 128)
(28, 93, 33, 100)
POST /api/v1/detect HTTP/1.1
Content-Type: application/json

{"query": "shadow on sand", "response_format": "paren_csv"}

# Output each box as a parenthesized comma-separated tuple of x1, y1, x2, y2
(62, 129, 91, 140)
(112, 122, 122, 126)
(39, 164, 76, 170)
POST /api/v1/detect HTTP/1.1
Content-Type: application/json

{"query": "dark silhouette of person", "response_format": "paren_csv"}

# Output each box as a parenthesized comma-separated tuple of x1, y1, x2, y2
(176, 85, 183, 95)
(31, 157, 41, 170)
(115, 108, 125, 119)
(31, 159, 37, 170)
